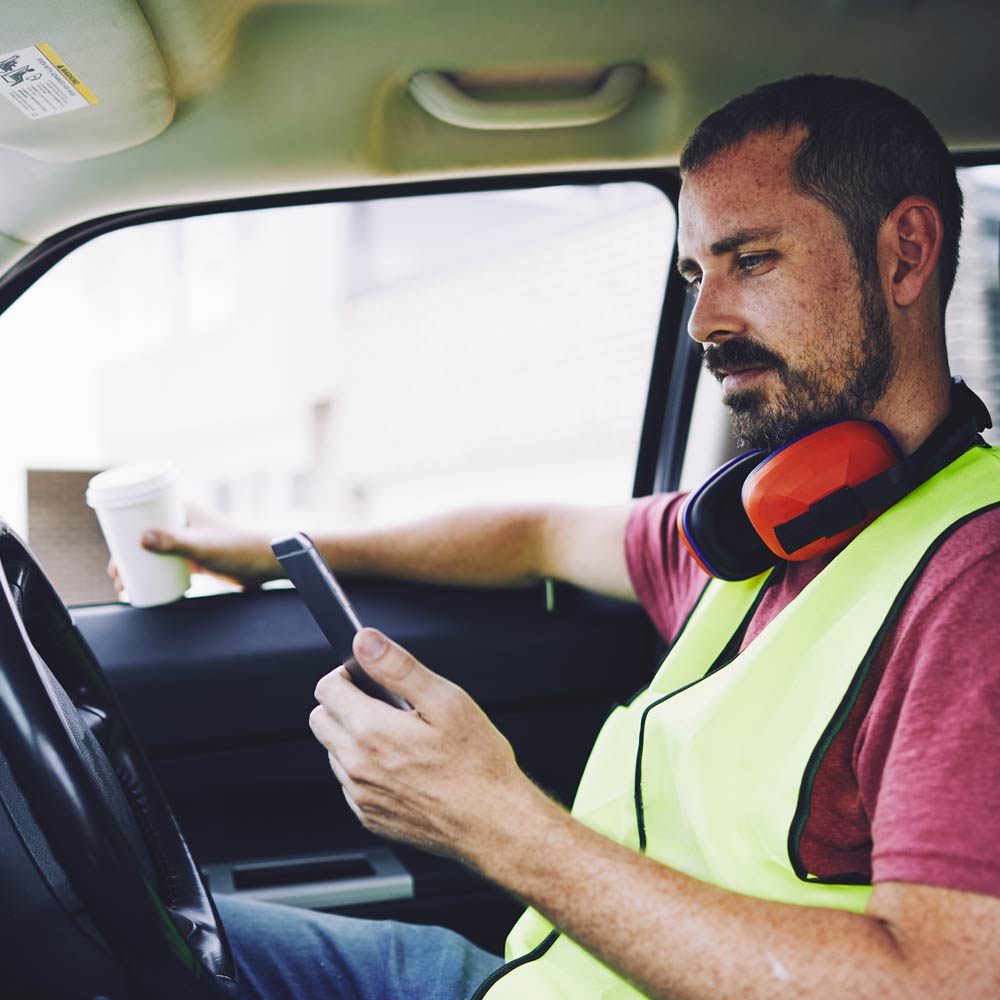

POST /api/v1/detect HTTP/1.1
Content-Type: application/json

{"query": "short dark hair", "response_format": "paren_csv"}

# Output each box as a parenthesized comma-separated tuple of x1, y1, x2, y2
(680, 75, 963, 315)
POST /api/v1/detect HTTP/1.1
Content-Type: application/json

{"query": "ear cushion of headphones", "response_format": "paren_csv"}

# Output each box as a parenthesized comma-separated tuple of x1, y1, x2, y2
(677, 451, 778, 581)
(742, 420, 902, 562)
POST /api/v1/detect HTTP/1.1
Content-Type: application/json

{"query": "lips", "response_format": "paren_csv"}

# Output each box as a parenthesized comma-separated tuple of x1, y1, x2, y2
(703, 340, 785, 388)
(720, 367, 771, 391)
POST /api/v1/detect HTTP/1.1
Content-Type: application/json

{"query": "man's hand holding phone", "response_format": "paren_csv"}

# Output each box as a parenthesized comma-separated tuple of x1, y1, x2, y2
(276, 531, 552, 862)
(309, 625, 548, 865)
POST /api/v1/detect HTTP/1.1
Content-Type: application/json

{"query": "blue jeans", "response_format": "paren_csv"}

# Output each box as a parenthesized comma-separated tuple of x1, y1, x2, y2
(215, 894, 504, 1000)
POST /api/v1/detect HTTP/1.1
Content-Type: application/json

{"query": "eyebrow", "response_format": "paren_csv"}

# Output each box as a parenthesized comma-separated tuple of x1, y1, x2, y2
(676, 227, 782, 278)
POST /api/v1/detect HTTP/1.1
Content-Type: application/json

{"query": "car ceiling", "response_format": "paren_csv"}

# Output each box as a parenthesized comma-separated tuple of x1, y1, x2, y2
(0, 0, 998, 275)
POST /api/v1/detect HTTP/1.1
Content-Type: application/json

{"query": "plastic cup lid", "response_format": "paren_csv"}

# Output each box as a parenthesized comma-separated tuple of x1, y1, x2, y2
(86, 461, 180, 509)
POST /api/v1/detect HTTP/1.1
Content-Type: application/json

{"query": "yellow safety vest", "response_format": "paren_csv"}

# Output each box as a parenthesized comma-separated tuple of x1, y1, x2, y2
(474, 445, 1000, 1000)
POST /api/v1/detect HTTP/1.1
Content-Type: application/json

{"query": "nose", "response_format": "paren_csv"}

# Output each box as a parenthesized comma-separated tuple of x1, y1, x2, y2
(686, 275, 747, 345)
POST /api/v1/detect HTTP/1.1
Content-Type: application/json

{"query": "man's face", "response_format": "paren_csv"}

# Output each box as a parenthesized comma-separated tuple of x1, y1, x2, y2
(677, 128, 895, 450)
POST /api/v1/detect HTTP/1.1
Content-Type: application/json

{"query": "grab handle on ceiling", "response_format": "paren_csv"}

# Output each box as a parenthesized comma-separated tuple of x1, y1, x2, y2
(407, 63, 645, 131)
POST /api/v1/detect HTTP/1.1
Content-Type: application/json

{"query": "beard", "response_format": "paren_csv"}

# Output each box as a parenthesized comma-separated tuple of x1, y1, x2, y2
(702, 275, 896, 451)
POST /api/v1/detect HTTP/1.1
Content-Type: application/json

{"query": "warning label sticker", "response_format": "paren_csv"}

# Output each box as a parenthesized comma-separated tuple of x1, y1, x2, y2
(0, 44, 99, 120)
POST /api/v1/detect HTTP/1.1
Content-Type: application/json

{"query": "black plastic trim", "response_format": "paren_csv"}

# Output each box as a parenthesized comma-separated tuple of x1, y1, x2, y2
(953, 150, 1000, 167)
(0, 168, 678, 317)
(650, 294, 701, 495)
(76, 582, 656, 756)
(630, 172, 686, 497)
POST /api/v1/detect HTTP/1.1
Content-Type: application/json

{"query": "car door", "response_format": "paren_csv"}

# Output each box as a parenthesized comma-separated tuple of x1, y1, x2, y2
(1, 170, 693, 955)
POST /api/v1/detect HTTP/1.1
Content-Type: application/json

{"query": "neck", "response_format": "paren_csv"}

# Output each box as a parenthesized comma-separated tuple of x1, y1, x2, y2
(870, 373, 953, 455)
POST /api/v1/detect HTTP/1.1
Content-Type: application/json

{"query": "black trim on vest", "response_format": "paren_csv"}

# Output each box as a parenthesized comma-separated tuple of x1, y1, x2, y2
(672, 577, 713, 651)
(470, 582, 721, 995)
(786, 499, 1000, 884)
(470, 929, 559, 999)
(634, 570, 775, 850)
(702, 572, 779, 678)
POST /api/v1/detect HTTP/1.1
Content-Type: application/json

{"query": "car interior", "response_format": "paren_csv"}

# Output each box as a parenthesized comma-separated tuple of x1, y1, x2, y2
(0, 2, 999, 998)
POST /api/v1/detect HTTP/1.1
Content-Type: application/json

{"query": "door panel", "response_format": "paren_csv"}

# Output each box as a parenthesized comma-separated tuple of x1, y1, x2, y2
(75, 580, 661, 951)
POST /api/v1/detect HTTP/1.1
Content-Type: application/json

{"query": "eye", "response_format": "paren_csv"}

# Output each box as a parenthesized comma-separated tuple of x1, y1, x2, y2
(736, 252, 775, 274)
(683, 273, 702, 295)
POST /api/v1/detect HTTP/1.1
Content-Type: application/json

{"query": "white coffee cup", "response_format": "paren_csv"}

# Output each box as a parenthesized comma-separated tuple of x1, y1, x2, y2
(86, 461, 191, 607)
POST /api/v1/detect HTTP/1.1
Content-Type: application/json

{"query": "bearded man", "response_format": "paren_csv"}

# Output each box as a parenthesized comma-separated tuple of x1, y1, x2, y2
(129, 75, 1000, 999)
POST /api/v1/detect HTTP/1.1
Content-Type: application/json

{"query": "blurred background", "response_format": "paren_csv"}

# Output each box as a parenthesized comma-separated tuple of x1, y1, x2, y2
(0, 182, 674, 603)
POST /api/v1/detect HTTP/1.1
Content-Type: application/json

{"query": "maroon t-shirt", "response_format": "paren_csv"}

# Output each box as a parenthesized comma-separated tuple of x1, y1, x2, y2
(625, 493, 1000, 899)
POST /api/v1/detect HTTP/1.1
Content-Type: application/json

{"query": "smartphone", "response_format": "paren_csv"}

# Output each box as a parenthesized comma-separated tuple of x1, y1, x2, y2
(271, 532, 411, 710)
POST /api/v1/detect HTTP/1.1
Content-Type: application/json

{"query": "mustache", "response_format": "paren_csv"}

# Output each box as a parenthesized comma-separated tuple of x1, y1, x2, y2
(702, 339, 786, 380)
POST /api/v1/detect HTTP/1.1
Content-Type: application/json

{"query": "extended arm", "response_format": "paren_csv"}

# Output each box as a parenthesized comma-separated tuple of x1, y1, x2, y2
(129, 501, 639, 600)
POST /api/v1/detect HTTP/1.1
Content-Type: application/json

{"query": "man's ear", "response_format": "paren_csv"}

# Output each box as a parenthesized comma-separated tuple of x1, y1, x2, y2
(880, 196, 944, 308)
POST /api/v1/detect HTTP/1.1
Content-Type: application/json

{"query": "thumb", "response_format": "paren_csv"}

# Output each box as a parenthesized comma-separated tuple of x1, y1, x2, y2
(353, 628, 444, 711)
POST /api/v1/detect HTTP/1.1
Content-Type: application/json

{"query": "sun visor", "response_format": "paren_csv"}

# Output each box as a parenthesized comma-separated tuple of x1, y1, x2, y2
(0, 0, 174, 163)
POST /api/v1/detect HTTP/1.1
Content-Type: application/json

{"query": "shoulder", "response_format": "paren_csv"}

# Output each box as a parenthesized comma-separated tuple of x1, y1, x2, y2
(909, 501, 1000, 596)
(625, 493, 709, 645)
(870, 503, 1000, 695)
(878, 503, 1000, 664)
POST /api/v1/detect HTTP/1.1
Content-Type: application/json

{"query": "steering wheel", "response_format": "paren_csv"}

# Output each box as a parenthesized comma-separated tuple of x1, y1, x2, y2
(0, 522, 237, 999)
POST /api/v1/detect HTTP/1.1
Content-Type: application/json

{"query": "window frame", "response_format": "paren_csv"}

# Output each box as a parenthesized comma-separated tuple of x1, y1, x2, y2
(0, 169, 693, 506)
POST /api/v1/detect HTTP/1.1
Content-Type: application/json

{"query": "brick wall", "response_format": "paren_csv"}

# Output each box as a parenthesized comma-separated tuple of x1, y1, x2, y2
(26, 469, 116, 606)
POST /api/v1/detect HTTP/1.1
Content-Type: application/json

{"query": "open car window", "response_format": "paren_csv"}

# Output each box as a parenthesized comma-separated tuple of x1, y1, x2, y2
(947, 165, 1000, 440)
(0, 181, 675, 606)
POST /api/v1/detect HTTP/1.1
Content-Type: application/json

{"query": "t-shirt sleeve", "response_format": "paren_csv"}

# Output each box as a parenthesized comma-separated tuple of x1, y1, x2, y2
(858, 515, 1000, 898)
(625, 493, 709, 645)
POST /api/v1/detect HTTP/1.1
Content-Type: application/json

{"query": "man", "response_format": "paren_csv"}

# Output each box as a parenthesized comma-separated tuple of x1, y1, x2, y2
(123, 75, 1000, 998)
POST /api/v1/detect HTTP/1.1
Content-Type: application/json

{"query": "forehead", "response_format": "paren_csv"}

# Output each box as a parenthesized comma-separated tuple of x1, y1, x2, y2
(678, 127, 834, 254)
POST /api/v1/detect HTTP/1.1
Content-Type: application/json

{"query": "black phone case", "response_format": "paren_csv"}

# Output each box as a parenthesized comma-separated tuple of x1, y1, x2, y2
(271, 533, 411, 710)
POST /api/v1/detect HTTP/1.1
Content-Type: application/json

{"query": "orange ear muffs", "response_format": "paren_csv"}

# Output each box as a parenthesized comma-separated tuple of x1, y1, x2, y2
(677, 378, 991, 582)
(742, 420, 901, 562)
(677, 421, 900, 580)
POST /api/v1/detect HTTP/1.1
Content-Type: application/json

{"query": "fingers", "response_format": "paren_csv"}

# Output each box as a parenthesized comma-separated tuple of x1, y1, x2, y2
(341, 785, 364, 824)
(351, 629, 455, 718)
(140, 501, 226, 554)
(141, 528, 183, 555)
(310, 681, 399, 813)
(312, 664, 399, 739)
(106, 527, 189, 589)
(309, 641, 521, 855)
(142, 525, 216, 576)
(315, 721, 371, 826)
(141, 506, 276, 588)
(106, 556, 125, 593)
(311, 700, 355, 776)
